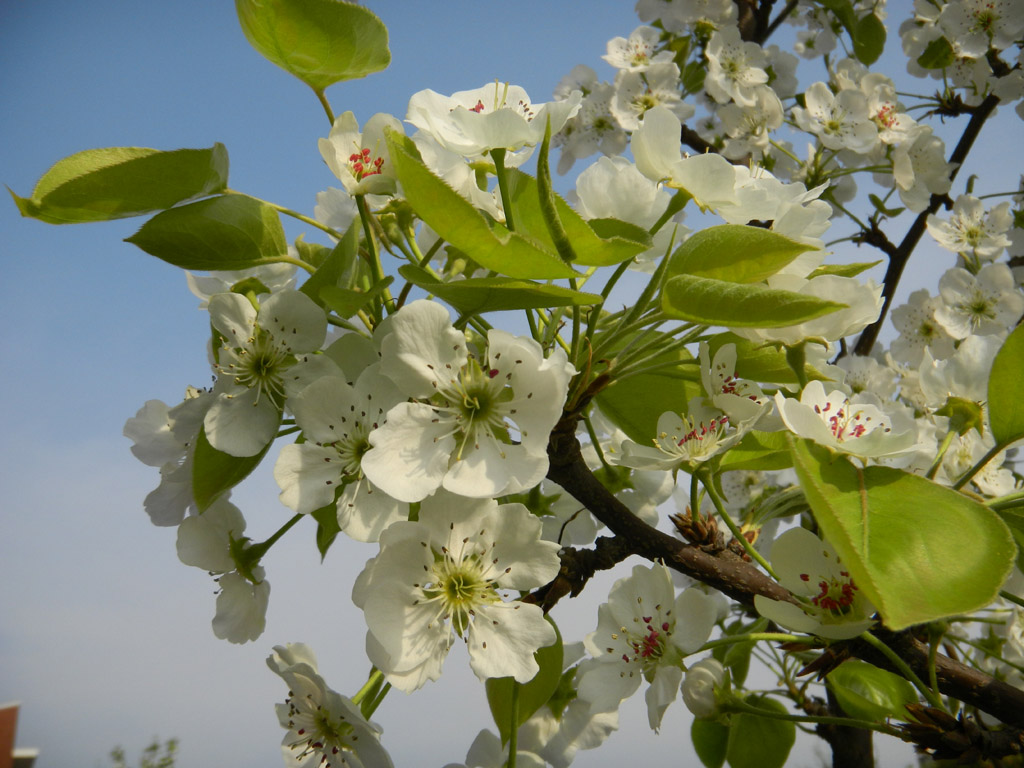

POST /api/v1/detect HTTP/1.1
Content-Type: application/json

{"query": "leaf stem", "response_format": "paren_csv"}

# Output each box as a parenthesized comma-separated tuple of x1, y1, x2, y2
(700, 469, 777, 578)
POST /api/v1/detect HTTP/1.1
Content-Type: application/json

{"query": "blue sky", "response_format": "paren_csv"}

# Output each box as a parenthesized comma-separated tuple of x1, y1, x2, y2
(2, 1, 1020, 767)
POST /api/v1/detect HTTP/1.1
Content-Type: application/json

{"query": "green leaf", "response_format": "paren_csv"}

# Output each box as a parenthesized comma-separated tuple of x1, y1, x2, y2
(661, 274, 847, 327)
(718, 430, 793, 472)
(320, 276, 394, 319)
(486, 617, 563, 745)
(868, 193, 905, 218)
(505, 170, 651, 267)
(192, 425, 274, 512)
(994, 509, 1024, 572)
(386, 133, 577, 279)
(692, 718, 729, 768)
(726, 695, 795, 768)
(807, 260, 882, 279)
(827, 660, 918, 722)
(398, 265, 602, 315)
(125, 194, 287, 270)
(300, 224, 359, 309)
(311, 498, 342, 561)
(594, 340, 701, 443)
(989, 323, 1024, 448)
(11, 145, 228, 224)
(789, 437, 1016, 630)
(292, 233, 333, 270)
(723, 639, 755, 687)
(667, 225, 817, 284)
(917, 36, 955, 69)
(853, 12, 886, 65)
(235, 0, 389, 92)
(817, 0, 857, 34)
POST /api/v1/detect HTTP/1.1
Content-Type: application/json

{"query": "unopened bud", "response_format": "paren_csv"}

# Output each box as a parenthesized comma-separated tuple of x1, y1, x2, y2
(682, 658, 726, 719)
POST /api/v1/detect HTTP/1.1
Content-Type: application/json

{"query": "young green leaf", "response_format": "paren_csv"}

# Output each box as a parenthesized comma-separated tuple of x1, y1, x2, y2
(11, 145, 228, 224)
(666, 224, 817, 284)
(662, 274, 846, 327)
(789, 437, 1015, 630)
(692, 718, 729, 768)
(504, 171, 651, 266)
(853, 12, 886, 65)
(299, 223, 359, 309)
(486, 617, 563, 745)
(235, 0, 390, 92)
(125, 194, 287, 270)
(988, 322, 1024, 448)
(398, 265, 602, 315)
(917, 36, 955, 69)
(319, 276, 394, 319)
(725, 695, 795, 768)
(826, 660, 917, 722)
(385, 132, 578, 279)
(192, 425, 274, 512)
(311, 498, 342, 561)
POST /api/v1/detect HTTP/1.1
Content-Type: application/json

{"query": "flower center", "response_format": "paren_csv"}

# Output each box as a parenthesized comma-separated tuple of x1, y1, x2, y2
(348, 147, 384, 181)
(802, 571, 859, 615)
(436, 358, 514, 460)
(218, 328, 291, 406)
(424, 548, 501, 638)
(283, 693, 358, 767)
(620, 617, 675, 677)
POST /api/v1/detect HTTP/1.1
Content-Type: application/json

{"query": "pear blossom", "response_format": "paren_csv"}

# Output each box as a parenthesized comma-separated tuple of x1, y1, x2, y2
(352, 492, 561, 692)
(314, 187, 359, 237)
(274, 367, 406, 543)
(176, 498, 270, 644)
(186, 262, 297, 309)
(362, 300, 574, 502)
(124, 387, 213, 526)
(319, 111, 404, 197)
(551, 67, 627, 174)
(918, 333, 1004, 408)
(632, 107, 740, 212)
(699, 342, 769, 424)
(205, 290, 327, 457)
(681, 657, 726, 718)
(610, 61, 693, 131)
(937, 0, 1024, 57)
(774, 380, 917, 459)
(890, 289, 957, 366)
(892, 126, 953, 213)
(934, 263, 1024, 339)
(927, 195, 1014, 264)
(754, 527, 876, 640)
(718, 85, 785, 159)
(267, 643, 393, 768)
(615, 398, 750, 472)
(704, 25, 770, 107)
(577, 563, 720, 729)
(405, 82, 582, 165)
(603, 26, 674, 71)
(442, 729, 546, 768)
(792, 82, 879, 154)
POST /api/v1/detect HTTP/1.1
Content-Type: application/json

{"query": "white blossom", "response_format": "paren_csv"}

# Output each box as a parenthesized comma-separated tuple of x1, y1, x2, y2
(353, 492, 561, 692)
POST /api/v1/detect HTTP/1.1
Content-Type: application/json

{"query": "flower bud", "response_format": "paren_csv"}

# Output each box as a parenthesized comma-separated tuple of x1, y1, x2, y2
(682, 658, 726, 718)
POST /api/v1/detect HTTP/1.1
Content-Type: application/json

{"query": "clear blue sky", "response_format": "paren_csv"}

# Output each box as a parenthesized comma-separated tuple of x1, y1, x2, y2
(2, 1, 1019, 767)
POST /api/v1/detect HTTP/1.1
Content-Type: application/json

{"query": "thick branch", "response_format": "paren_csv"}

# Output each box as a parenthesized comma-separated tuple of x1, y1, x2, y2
(853, 92, 1001, 356)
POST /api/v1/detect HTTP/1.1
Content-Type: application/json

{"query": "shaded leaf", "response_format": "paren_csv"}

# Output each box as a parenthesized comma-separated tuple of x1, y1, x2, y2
(827, 660, 917, 722)
(662, 274, 846, 327)
(989, 323, 1024, 447)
